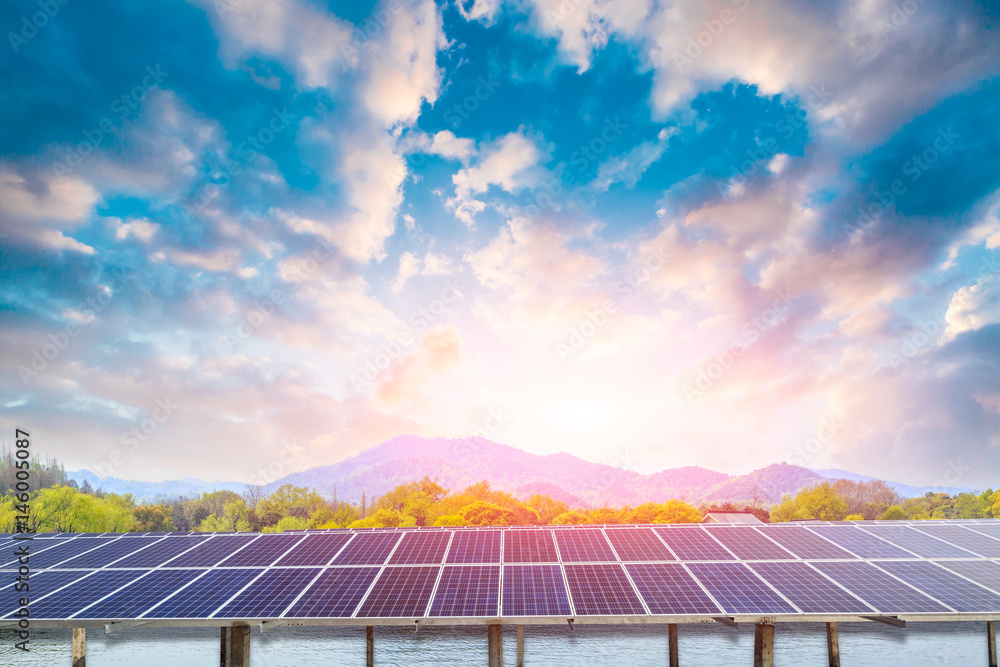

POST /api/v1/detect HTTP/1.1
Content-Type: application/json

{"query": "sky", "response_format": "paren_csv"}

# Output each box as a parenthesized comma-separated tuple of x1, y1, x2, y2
(1, 0, 999, 489)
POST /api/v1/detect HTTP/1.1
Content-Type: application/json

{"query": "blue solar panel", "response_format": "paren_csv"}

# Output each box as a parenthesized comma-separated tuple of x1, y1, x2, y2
(653, 527, 734, 561)
(429, 566, 500, 617)
(704, 527, 795, 560)
(445, 530, 501, 564)
(934, 560, 1000, 592)
(605, 528, 675, 561)
(0, 570, 94, 618)
(749, 562, 874, 614)
(875, 561, 1000, 612)
(73, 569, 208, 618)
(389, 531, 452, 565)
(686, 563, 797, 614)
(911, 524, 1000, 557)
(110, 535, 209, 568)
(859, 525, 978, 558)
(356, 566, 440, 617)
(501, 565, 571, 616)
(216, 534, 304, 567)
(807, 526, 916, 558)
(284, 567, 380, 617)
(274, 533, 353, 567)
(758, 526, 855, 559)
(964, 524, 1000, 540)
(554, 529, 616, 562)
(14, 538, 117, 569)
(625, 563, 721, 615)
(503, 530, 558, 563)
(143, 569, 265, 618)
(810, 561, 950, 613)
(54, 536, 166, 568)
(563, 564, 646, 615)
(15, 569, 149, 619)
(331, 532, 402, 565)
(164, 535, 258, 567)
(213, 568, 321, 618)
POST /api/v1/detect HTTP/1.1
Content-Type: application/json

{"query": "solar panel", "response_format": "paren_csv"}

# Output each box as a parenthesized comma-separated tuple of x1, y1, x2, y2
(748, 562, 874, 614)
(0, 570, 94, 617)
(806, 526, 915, 558)
(758, 526, 855, 559)
(389, 531, 452, 565)
(687, 562, 797, 614)
(604, 528, 675, 561)
(216, 534, 304, 567)
(355, 566, 439, 617)
(934, 560, 1000, 591)
(331, 532, 402, 565)
(810, 561, 950, 613)
(653, 526, 734, 561)
(143, 569, 265, 618)
(964, 524, 1000, 540)
(445, 530, 500, 564)
(553, 529, 617, 562)
(283, 567, 380, 618)
(428, 566, 500, 617)
(704, 527, 795, 560)
(15, 538, 117, 569)
(274, 533, 354, 567)
(54, 536, 166, 569)
(16, 569, 150, 619)
(213, 568, 320, 618)
(503, 530, 558, 563)
(910, 524, 1000, 557)
(875, 561, 1000, 612)
(859, 525, 977, 558)
(109, 535, 209, 568)
(625, 563, 721, 615)
(72, 569, 208, 618)
(164, 535, 258, 567)
(501, 565, 571, 616)
(563, 564, 646, 615)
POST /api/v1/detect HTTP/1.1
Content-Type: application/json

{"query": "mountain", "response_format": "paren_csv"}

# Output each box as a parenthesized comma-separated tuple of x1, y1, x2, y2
(264, 435, 837, 507)
(810, 468, 976, 498)
(67, 470, 246, 501)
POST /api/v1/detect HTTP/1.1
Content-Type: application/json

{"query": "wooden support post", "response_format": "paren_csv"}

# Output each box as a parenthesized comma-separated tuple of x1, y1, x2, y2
(753, 623, 774, 667)
(220, 625, 250, 667)
(72, 628, 86, 667)
(668, 623, 679, 667)
(367, 626, 374, 667)
(517, 624, 524, 667)
(488, 624, 503, 667)
(988, 621, 997, 667)
(220, 627, 227, 667)
(826, 622, 840, 667)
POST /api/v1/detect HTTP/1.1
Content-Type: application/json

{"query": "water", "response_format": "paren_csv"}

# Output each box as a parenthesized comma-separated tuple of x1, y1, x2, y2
(0, 622, 990, 665)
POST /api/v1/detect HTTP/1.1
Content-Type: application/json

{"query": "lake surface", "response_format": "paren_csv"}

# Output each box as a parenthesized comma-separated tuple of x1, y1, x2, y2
(0, 621, 990, 665)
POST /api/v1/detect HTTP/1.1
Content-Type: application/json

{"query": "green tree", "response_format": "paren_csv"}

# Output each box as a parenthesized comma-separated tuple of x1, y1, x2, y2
(880, 505, 907, 520)
(132, 505, 176, 532)
(552, 510, 590, 525)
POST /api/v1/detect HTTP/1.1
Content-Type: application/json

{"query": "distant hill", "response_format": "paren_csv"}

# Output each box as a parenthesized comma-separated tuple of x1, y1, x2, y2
(810, 468, 976, 498)
(67, 470, 246, 501)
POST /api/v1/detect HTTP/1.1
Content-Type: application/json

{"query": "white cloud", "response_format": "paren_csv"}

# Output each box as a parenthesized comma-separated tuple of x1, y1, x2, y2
(943, 272, 1000, 343)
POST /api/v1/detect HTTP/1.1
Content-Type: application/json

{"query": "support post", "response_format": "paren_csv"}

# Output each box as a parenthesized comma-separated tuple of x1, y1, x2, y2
(517, 624, 524, 667)
(989, 621, 997, 667)
(367, 626, 374, 667)
(753, 623, 774, 667)
(72, 628, 86, 667)
(221, 625, 250, 667)
(488, 624, 503, 667)
(668, 623, 679, 667)
(826, 622, 840, 667)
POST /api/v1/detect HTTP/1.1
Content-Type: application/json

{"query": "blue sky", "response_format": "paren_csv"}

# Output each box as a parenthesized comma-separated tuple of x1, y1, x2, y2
(1, 0, 999, 489)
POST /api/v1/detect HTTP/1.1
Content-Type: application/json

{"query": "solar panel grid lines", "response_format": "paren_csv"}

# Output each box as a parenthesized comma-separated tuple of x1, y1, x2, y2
(872, 561, 1000, 613)
(445, 529, 501, 564)
(503, 529, 559, 563)
(757, 526, 858, 560)
(910, 524, 1000, 557)
(427, 565, 501, 617)
(0, 570, 97, 619)
(55, 535, 172, 569)
(388, 530, 453, 565)
(282, 567, 381, 618)
(934, 560, 1000, 593)
(562, 564, 647, 616)
(70, 569, 210, 619)
(625, 563, 722, 616)
(747, 562, 875, 614)
(274, 532, 356, 567)
(354, 566, 441, 618)
(858, 525, 978, 558)
(212, 568, 324, 619)
(685, 563, 799, 615)
(331, 531, 403, 566)
(422, 559, 450, 619)
(109, 535, 211, 568)
(652, 526, 737, 561)
(162, 534, 259, 568)
(552, 528, 617, 563)
(805, 525, 919, 559)
(17, 569, 154, 620)
(703, 527, 797, 561)
(141, 569, 266, 619)
(604, 543, 652, 616)
(809, 561, 952, 613)
(17, 537, 119, 570)
(603, 527, 676, 562)
(964, 524, 1000, 540)
(216, 533, 308, 568)
(500, 564, 572, 617)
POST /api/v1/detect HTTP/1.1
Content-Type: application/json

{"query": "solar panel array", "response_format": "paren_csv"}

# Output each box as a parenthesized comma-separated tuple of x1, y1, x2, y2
(3, 520, 1000, 623)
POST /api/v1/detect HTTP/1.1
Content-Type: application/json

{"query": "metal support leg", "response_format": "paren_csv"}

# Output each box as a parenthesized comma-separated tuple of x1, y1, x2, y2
(488, 624, 503, 667)
(668, 623, 679, 667)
